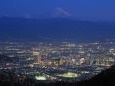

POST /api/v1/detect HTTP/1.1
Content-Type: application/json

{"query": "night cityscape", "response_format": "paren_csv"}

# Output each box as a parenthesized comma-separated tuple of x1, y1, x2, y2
(0, 40, 115, 83)
(0, 0, 115, 86)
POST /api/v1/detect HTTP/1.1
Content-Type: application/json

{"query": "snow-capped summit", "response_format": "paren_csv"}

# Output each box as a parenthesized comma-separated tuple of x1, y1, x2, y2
(50, 8, 71, 18)
(39, 7, 71, 19)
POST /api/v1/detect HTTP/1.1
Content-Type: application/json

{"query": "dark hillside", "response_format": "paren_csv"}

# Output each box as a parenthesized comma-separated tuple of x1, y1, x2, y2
(78, 65, 115, 86)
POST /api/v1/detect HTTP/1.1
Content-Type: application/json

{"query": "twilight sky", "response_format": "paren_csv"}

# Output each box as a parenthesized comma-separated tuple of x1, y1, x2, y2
(0, 0, 115, 21)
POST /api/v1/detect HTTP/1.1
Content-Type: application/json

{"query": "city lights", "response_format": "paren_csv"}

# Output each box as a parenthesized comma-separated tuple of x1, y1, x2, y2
(35, 76, 47, 80)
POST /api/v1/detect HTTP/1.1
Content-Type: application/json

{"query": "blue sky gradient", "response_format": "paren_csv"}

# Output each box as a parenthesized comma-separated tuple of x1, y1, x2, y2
(0, 0, 115, 21)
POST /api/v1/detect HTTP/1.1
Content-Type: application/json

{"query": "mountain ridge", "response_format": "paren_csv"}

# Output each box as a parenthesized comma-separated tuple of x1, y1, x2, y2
(0, 17, 115, 42)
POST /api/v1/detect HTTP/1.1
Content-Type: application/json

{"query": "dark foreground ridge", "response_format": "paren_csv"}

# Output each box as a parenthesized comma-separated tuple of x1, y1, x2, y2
(78, 65, 115, 86)
(0, 65, 115, 86)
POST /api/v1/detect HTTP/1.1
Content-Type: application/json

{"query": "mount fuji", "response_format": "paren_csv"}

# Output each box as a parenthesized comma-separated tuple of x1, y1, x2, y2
(39, 8, 71, 19)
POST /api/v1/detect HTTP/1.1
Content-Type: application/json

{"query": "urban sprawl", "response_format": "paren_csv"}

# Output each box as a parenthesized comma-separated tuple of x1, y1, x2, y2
(0, 40, 115, 83)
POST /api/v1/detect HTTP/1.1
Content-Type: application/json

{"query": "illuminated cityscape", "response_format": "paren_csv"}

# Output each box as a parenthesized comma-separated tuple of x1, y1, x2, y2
(0, 40, 115, 82)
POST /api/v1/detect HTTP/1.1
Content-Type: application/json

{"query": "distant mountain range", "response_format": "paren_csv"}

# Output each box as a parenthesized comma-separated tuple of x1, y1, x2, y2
(0, 17, 115, 42)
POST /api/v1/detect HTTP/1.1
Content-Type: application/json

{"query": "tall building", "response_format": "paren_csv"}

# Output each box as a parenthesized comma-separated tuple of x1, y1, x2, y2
(80, 57, 85, 65)
(33, 52, 42, 65)
(85, 60, 90, 65)
(37, 52, 41, 64)
(60, 59, 63, 65)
